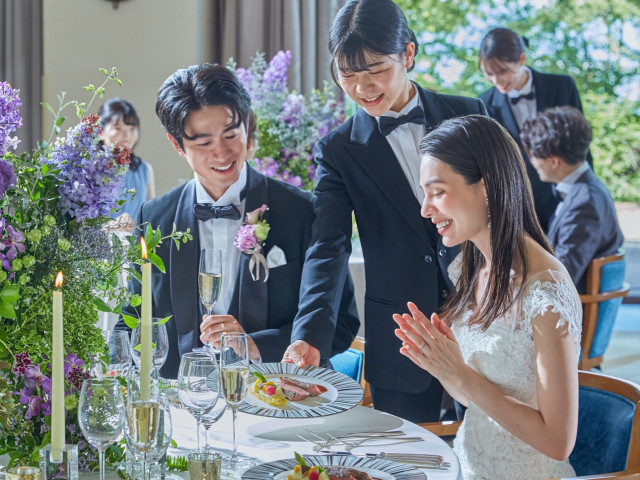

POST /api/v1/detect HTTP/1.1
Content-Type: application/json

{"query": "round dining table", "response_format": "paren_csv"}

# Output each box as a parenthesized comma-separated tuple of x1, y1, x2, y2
(167, 404, 462, 480)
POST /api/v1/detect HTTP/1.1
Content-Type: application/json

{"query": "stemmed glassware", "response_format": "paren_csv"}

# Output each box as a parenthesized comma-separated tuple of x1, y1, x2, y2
(177, 352, 218, 452)
(201, 402, 226, 452)
(197, 248, 223, 352)
(219, 332, 250, 469)
(131, 321, 169, 370)
(124, 368, 161, 480)
(125, 392, 173, 479)
(106, 330, 132, 377)
(77, 378, 125, 480)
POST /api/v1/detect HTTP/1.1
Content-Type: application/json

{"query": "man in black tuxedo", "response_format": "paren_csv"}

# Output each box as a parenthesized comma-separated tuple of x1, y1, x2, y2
(116, 64, 359, 379)
(521, 106, 623, 293)
(480, 67, 592, 232)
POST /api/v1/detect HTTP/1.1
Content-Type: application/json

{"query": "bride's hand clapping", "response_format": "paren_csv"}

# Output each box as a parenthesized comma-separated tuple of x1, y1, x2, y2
(393, 302, 466, 384)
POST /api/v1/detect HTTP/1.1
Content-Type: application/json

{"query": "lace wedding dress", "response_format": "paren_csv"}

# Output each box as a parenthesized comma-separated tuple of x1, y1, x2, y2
(450, 268, 582, 480)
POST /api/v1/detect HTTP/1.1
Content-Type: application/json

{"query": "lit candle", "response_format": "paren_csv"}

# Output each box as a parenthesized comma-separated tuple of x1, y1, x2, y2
(140, 238, 152, 400)
(52, 272, 65, 452)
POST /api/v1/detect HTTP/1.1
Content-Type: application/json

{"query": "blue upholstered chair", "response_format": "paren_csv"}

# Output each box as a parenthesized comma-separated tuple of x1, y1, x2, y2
(579, 251, 630, 370)
(330, 336, 371, 406)
(567, 370, 640, 478)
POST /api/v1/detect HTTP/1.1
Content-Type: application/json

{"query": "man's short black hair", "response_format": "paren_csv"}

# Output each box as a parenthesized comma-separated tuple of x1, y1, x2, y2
(521, 106, 592, 165)
(155, 63, 251, 149)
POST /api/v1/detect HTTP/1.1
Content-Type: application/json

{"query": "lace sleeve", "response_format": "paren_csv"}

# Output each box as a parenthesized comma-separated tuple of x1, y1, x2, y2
(522, 270, 582, 361)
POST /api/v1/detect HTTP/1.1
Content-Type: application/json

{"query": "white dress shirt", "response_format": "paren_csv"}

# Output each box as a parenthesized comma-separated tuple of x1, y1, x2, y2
(554, 161, 590, 217)
(377, 88, 426, 205)
(195, 164, 247, 315)
(507, 66, 536, 130)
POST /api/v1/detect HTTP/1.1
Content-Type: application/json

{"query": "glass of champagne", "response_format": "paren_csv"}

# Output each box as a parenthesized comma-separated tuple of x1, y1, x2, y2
(177, 351, 214, 452)
(125, 369, 161, 480)
(219, 332, 250, 469)
(197, 248, 223, 352)
(77, 378, 125, 480)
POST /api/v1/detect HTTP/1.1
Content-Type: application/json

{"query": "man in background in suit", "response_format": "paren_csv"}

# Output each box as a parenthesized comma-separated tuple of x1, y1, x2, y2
(116, 64, 359, 379)
(521, 105, 623, 293)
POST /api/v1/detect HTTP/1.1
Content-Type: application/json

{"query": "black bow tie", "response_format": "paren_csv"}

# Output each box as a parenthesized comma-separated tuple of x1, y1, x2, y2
(510, 91, 535, 105)
(193, 203, 242, 221)
(378, 105, 426, 136)
(551, 184, 565, 203)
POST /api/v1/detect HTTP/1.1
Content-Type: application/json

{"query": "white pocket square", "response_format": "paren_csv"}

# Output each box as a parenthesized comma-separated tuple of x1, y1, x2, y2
(266, 245, 287, 268)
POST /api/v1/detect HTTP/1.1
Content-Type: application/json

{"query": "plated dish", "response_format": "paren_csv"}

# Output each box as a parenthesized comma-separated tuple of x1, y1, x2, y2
(239, 363, 364, 418)
(241, 454, 427, 480)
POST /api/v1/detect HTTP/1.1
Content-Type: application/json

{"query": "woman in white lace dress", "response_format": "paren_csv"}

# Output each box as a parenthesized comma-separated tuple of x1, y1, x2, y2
(393, 115, 582, 480)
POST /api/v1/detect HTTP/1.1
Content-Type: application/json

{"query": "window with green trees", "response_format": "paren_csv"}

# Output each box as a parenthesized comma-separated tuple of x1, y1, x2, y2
(396, 0, 640, 202)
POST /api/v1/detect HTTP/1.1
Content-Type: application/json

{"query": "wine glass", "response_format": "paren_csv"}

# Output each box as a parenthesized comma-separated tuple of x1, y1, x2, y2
(202, 402, 226, 452)
(219, 332, 250, 469)
(125, 368, 161, 480)
(107, 330, 132, 377)
(125, 393, 172, 479)
(77, 378, 125, 480)
(187, 359, 220, 451)
(197, 248, 223, 352)
(177, 352, 215, 452)
(131, 321, 169, 370)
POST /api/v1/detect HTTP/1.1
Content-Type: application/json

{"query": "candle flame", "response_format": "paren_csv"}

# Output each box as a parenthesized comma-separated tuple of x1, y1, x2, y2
(140, 237, 147, 260)
(55, 271, 64, 288)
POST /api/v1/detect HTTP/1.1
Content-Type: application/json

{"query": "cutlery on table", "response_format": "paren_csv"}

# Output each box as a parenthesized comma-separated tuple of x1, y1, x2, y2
(325, 433, 424, 452)
(319, 451, 450, 468)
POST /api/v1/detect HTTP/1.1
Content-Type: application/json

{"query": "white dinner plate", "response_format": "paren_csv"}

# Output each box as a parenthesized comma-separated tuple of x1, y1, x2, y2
(241, 454, 427, 480)
(240, 363, 364, 418)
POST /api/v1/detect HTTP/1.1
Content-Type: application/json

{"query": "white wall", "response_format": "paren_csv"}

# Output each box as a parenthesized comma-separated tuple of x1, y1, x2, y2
(43, 0, 214, 195)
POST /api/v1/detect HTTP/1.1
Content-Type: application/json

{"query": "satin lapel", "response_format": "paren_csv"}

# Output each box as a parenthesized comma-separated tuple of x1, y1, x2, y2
(230, 166, 269, 333)
(347, 107, 431, 245)
(490, 91, 520, 139)
(170, 180, 201, 353)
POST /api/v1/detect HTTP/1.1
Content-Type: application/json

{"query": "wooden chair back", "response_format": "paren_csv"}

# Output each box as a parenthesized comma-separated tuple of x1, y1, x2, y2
(579, 251, 630, 370)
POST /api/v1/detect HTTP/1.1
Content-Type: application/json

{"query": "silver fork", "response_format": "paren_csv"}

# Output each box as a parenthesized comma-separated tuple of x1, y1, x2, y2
(326, 433, 424, 452)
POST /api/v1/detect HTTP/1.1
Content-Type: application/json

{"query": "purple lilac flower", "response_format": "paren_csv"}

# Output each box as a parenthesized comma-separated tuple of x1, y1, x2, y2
(0, 159, 17, 196)
(46, 114, 130, 221)
(279, 94, 306, 128)
(12, 352, 32, 375)
(0, 82, 22, 155)
(235, 68, 255, 97)
(262, 50, 291, 95)
(252, 157, 279, 177)
(234, 224, 260, 252)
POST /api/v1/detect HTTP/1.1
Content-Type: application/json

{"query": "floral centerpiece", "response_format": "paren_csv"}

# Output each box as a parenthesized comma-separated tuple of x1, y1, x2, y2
(232, 50, 345, 190)
(0, 69, 190, 469)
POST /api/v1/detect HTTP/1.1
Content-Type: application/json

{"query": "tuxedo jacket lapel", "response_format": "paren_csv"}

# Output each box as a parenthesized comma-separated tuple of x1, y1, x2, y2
(489, 91, 520, 139)
(532, 68, 554, 112)
(228, 166, 269, 333)
(346, 100, 431, 246)
(170, 180, 201, 353)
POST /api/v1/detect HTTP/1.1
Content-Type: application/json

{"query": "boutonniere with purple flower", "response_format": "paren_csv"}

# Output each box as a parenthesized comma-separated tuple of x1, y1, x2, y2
(234, 204, 270, 281)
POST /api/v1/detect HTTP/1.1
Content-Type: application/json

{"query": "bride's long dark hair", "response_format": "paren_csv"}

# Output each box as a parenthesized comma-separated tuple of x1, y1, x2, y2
(419, 115, 553, 329)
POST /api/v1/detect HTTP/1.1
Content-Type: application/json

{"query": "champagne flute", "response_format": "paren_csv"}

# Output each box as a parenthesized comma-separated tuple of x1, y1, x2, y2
(125, 368, 161, 480)
(177, 352, 214, 452)
(197, 248, 223, 352)
(219, 332, 250, 469)
(77, 378, 125, 480)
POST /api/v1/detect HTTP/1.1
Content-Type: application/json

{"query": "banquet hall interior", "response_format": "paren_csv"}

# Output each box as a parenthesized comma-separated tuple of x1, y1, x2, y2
(1, 0, 640, 478)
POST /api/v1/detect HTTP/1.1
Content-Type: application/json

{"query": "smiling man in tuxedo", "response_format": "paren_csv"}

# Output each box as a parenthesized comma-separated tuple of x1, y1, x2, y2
(116, 64, 359, 379)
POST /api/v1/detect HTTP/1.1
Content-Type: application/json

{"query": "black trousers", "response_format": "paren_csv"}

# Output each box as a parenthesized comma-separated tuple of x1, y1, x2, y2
(370, 379, 444, 423)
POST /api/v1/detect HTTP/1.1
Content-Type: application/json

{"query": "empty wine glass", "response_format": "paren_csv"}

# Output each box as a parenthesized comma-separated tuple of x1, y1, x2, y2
(177, 352, 215, 452)
(125, 368, 161, 480)
(219, 332, 250, 469)
(196, 248, 223, 353)
(78, 378, 125, 480)
(107, 330, 132, 377)
(202, 402, 226, 453)
(131, 321, 169, 370)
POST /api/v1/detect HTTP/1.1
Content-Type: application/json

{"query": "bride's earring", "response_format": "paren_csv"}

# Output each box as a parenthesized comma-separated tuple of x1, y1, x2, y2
(486, 198, 491, 228)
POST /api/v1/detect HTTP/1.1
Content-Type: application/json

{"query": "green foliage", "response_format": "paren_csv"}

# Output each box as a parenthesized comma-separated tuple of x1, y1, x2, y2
(396, 0, 640, 201)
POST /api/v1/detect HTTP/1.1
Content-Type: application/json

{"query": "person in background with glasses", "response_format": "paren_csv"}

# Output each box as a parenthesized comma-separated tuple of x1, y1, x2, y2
(115, 64, 359, 379)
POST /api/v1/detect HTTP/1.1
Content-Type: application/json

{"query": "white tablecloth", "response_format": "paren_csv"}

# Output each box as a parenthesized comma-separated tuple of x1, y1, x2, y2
(1, 406, 460, 479)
